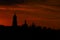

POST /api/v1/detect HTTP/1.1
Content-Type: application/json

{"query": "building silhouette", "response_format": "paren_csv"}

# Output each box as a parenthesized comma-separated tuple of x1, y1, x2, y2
(21, 20, 28, 30)
(23, 20, 28, 27)
(12, 13, 17, 27)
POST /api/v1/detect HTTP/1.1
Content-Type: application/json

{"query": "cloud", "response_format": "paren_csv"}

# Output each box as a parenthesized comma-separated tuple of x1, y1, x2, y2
(0, 0, 24, 5)
(0, 0, 60, 6)
(46, 0, 60, 5)
(24, 0, 60, 6)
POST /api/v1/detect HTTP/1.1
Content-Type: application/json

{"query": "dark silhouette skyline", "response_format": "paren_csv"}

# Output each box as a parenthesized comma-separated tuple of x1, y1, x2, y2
(0, 12, 59, 30)
(0, 0, 59, 39)
(0, 12, 59, 40)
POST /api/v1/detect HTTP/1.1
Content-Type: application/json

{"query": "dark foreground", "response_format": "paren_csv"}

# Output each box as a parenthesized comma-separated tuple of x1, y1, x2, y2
(0, 25, 59, 40)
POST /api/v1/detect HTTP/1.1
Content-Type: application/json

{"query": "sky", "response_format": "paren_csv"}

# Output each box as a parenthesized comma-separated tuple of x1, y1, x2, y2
(0, 0, 60, 30)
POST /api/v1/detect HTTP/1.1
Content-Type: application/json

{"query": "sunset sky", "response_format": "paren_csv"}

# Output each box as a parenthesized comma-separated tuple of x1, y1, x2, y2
(0, 0, 60, 29)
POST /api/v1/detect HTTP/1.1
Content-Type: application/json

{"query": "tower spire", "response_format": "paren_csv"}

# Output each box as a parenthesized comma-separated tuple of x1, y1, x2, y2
(12, 12, 17, 27)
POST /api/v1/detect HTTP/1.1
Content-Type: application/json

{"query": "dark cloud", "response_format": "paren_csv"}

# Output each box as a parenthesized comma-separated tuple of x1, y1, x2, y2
(23, 0, 47, 3)
(0, 0, 24, 5)
(25, 0, 60, 6)
(0, 0, 60, 6)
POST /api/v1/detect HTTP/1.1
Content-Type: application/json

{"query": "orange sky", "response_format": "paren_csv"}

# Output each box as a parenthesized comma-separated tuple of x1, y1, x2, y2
(0, 4, 60, 30)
